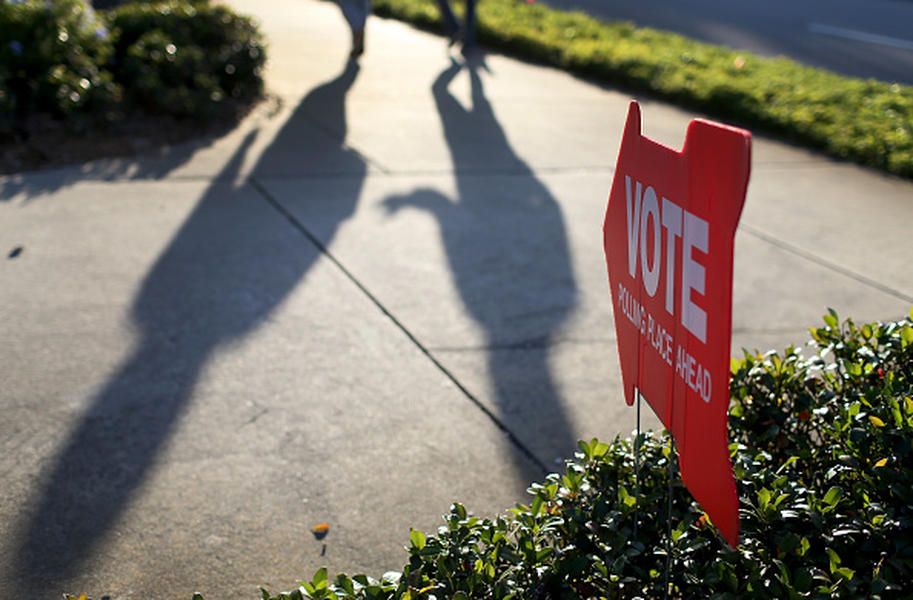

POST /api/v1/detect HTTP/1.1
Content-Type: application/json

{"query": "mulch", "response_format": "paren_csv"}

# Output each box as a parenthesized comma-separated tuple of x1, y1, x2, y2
(0, 96, 268, 176)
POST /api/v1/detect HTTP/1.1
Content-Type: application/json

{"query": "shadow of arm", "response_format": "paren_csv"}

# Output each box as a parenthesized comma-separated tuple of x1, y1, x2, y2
(383, 188, 453, 216)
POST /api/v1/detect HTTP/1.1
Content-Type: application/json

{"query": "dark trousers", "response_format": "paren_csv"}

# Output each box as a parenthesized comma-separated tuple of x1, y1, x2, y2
(436, 0, 477, 46)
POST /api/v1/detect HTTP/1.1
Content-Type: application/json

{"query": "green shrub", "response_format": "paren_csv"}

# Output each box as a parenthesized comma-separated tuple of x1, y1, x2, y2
(0, 0, 264, 133)
(373, 0, 913, 179)
(0, 0, 120, 126)
(107, 0, 265, 118)
(250, 309, 912, 599)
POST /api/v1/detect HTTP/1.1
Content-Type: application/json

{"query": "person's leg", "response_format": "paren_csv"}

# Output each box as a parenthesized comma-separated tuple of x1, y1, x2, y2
(338, 0, 361, 31)
(463, 0, 477, 47)
(435, 0, 460, 39)
(339, 0, 369, 56)
(353, 0, 371, 56)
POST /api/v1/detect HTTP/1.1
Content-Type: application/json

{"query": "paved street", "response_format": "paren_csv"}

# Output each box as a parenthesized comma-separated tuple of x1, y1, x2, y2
(543, 0, 913, 84)
(1, 0, 911, 597)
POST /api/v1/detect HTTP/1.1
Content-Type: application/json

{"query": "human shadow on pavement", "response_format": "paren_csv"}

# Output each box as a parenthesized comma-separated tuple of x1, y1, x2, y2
(385, 59, 578, 475)
(10, 60, 365, 596)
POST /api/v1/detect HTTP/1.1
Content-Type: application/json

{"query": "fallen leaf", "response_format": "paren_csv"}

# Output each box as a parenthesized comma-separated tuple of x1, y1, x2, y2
(311, 522, 330, 540)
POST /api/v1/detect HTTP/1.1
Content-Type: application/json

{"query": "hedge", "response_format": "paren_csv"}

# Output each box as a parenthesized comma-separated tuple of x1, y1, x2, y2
(108, 0, 264, 118)
(372, 0, 913, 179)
(0, 0, 265, 132)
(0, 0, 120, 125)
(224, 309, 913, 599)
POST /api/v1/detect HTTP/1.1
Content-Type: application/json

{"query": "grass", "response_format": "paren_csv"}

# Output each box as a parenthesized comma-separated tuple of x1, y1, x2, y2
(373, 0, 913, 178)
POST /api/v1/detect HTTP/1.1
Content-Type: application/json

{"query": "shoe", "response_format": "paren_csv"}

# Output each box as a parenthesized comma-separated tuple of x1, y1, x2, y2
(446, 25, 460, 47)
(350, 29, 365, 58)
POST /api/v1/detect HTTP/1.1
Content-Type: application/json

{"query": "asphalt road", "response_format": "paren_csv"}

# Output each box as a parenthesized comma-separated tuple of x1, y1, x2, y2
(542, 0, 913, 85)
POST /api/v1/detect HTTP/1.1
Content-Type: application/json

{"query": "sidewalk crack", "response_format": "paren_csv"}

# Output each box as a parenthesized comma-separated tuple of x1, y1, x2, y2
(740, 223, 913, 304)
(248, 176, 548, 475)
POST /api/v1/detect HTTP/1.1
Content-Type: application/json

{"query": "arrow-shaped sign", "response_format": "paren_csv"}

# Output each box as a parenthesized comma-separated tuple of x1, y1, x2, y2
(604, 101, 751, 547)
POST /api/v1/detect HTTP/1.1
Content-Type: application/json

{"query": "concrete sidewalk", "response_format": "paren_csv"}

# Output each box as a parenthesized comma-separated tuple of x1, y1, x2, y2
(1, 0, 911, 597)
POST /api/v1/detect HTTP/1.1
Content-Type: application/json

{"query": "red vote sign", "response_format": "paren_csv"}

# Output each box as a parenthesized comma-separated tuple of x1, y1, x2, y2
(603, 102, 751, 547)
